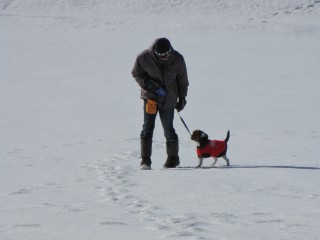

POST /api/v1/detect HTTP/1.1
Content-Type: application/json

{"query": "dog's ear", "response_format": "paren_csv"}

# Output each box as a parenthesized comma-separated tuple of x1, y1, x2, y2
(200, 131, 208, 141)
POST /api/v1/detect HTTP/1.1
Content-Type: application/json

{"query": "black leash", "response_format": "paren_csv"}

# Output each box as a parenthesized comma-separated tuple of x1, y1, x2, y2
(177, 111, 192, 136)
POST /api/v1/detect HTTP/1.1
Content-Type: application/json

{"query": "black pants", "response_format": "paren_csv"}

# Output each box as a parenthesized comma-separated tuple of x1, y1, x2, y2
(140, 102, 178, 141)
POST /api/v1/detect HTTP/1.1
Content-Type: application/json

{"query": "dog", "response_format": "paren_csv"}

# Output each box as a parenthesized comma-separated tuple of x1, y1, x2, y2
(191, 130, 230, 168)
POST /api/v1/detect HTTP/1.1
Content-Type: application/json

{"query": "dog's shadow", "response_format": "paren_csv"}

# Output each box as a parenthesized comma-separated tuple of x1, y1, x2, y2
(177, 165, 320, 170)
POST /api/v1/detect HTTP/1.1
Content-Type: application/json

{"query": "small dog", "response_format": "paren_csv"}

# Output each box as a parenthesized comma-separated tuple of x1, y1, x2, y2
(191, 130, 230, 168)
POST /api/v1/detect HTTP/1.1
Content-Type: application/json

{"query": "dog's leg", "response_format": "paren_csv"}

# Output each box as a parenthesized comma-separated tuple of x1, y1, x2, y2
(196, 157, 203, 168)
(222, 155, 230, 166)
(211, 158, 218, 166)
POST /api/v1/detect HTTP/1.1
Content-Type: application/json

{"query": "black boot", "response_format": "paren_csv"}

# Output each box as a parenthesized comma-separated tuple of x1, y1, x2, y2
(163, 138, 180, 168)
(140, 138, 152, 170)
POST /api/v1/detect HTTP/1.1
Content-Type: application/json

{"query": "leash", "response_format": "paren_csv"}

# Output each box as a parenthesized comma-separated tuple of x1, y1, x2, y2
(177, 111, 192, 136)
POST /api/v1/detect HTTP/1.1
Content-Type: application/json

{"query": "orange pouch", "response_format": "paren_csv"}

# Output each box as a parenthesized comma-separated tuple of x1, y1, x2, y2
(146, 99, 157, 114)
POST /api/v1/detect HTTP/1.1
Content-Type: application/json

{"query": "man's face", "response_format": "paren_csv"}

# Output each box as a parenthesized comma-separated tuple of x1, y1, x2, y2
(158, 56, 169, 61)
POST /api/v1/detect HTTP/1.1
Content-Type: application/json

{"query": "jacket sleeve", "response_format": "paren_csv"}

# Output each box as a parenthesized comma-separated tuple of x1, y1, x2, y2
(176, 56, 189, 98)
(131, 55, 148, 90)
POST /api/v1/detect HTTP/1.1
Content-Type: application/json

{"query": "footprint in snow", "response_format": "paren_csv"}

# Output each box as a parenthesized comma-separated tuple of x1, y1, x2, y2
(95, 150, 212, 239)
(13, 224, 41, 228)
(8, 148, 23, 154)
(99, 221, 127, 226)
(10, 188, 33, 195)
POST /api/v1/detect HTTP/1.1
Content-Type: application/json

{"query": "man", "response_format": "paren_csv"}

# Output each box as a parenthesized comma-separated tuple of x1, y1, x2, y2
(131, 38, 189, 170)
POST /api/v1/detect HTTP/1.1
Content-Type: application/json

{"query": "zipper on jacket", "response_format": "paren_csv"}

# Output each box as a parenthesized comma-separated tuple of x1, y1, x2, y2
(159, 66, 167, 109)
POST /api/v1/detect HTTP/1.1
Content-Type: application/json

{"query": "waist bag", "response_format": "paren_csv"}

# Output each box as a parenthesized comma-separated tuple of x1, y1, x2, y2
(146, 99, 157, 114)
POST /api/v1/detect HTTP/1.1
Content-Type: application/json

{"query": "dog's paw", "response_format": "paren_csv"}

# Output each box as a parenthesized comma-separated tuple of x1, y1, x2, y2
(195, 165, 201, 168)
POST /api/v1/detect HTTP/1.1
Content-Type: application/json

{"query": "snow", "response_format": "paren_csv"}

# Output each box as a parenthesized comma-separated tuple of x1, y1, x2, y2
(1, 0, 320, 239)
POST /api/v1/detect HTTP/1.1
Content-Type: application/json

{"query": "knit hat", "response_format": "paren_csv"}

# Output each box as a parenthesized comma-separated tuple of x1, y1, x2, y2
(154, 38, 172, 58)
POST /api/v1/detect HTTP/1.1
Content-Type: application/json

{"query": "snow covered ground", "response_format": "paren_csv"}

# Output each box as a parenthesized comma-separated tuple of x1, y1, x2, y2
(1, 0, 320, 239)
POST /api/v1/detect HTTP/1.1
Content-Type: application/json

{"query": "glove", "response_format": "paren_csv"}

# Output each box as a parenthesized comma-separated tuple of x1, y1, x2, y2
(176, 97, 187, 112)
(148, 79, 167, 97)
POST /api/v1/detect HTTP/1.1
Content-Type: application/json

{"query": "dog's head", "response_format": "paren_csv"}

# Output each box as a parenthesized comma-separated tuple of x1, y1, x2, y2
(191, 130, 209, 143)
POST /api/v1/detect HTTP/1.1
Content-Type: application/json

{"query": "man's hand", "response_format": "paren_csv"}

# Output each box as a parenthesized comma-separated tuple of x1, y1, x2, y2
(176, 97, 187, 112)
(148, 79, 167, 97)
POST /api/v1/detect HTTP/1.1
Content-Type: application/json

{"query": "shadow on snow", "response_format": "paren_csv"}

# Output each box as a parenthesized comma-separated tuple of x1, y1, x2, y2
(176, 165, 320, 170)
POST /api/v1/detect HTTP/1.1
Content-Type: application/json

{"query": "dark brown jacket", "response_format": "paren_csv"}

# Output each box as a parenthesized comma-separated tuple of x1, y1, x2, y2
(131, 40, 189, 110)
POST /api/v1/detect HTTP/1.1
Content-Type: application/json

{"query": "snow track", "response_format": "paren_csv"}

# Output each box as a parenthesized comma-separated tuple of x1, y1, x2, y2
(94, 151, 211, 239)
(92, 147, 320, 239)
(1, 134, 320, 239)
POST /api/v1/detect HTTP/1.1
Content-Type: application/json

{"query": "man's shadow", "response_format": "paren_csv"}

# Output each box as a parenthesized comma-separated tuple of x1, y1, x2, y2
(177, 165, 320, 170)
(219, 165, 320, 170)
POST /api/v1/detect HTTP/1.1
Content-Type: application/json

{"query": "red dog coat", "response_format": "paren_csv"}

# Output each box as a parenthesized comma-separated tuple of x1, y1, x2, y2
(196, 140, 227, 158)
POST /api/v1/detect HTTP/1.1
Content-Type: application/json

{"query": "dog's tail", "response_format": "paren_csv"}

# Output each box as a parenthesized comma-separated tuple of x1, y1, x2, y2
(224, 130, 230, 143)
